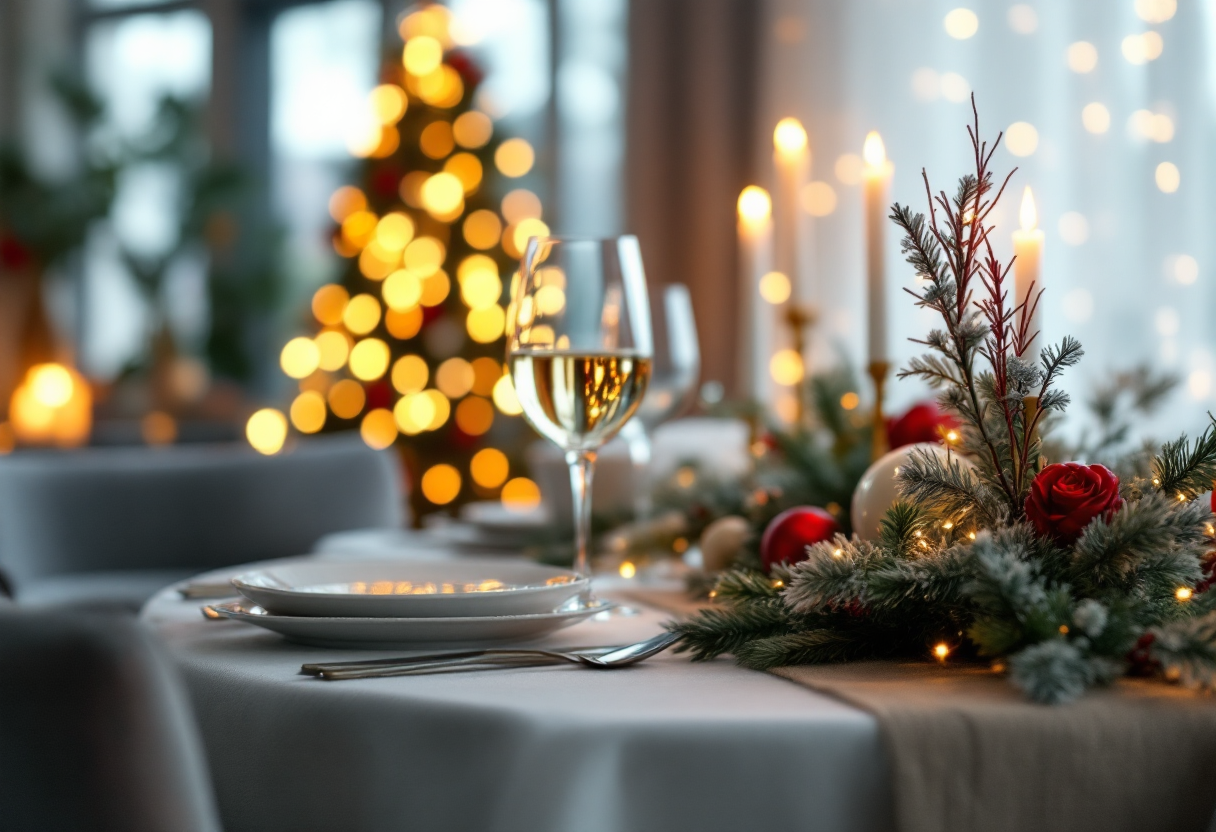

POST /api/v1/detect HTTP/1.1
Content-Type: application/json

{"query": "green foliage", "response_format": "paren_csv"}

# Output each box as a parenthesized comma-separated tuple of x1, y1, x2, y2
(1152, 417, 1216, 501)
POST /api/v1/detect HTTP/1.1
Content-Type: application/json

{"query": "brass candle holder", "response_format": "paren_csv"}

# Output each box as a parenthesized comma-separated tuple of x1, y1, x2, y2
(784, 303, 818, 426)
(868, 361, 890, 461)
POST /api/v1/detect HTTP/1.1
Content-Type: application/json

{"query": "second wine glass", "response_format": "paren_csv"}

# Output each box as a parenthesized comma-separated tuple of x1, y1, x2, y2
(507, 235, 653, 577)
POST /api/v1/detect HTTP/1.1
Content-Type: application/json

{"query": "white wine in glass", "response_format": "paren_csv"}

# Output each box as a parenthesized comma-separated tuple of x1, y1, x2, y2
(508, 236, 653, 578)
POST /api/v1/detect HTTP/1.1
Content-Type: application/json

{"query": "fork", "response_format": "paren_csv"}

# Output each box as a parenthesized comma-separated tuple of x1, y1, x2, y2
(301, 631, 681, 680)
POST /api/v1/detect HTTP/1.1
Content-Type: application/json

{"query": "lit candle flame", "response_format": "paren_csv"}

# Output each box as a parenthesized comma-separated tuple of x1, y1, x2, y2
(1019, 186, 1038, 231)
(773, 118, 808, 154)
(863, 131, 886, 167)
(737, 185, 772, 225)
(933, 642, 950, 661)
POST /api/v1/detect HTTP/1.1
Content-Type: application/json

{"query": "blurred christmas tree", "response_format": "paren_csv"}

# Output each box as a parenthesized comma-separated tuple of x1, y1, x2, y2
(268, 2, 545, 521)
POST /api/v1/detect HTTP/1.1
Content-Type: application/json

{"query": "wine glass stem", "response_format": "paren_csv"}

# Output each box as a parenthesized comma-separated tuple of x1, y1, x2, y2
(565, 450, 597, 578)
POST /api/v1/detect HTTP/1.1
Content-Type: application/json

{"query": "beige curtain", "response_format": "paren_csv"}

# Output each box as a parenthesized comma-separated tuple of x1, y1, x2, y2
(625, 0, 761, 398)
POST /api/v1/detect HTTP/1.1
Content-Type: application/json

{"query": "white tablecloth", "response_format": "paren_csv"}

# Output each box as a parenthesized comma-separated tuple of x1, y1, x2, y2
(142, 564, 892, 832)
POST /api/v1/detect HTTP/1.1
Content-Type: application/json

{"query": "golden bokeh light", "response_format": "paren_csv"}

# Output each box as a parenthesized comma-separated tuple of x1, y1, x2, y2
(403, 237, 446, 276)
(501, 477, 541, 511)
(1136, 0, 1176, 23)
(420, 269, 452, 306)
(512, 218, 550, 255)
(333, 234, 359, 259)
(452, 110, 493, 148)
(290, 390, 327, 434)
(403, 35, 443, 76)
(444, 152, 483, 193)
(943, 8, 978, 39)
(341, 210, 377, 248)
(368, 126, 400, 159)
(737, 186, 772, 225)
(349, 338, 391, 381)
(492, 373, 523, 415)
(345, 120, 382, 159)
(141, 411, 177, 446)
(328, 186, 367, 222)
(467, 305, 506, 343)
(1004, 122, 1039, 157)
(412, 65, 463, 108)
(370, 84, 408, 124)
(328, 379, 366, 419)
(470, 447, 509, 488)
(1081, 102, 1111, 134)
(29, 364, 74, 408)
(312, 284, 349, 326)
(280, 336, 321, 379)
(470, 358, 500, 396)
(421, 171, 465, 217)
(315, 330, 352, 372)
(399, 171, 428, 208)
(383, 269, 423, 311)
(10, 363, 92, 448)
(358, 243, 399, 281)
(386, 306, 424, 339)
(436, 357, 475, 398)
(494, 138, 535, 178)
(360, 408, 399, 450)
(393, 394, 427, 435)
(1066, 41, 1098, 73)
(460, 268, 502, 310)
(343, 294, 382, 335)
(759, 271, 791, 304)
(375, 212, 415, 251)
(246, 408, 288, 455)
(1156, 161, 1180, 193)
(458, 254, 497, 283)
(840, 391, 860, 410)
(421, 464, 462, 505)
(392, 354, 429, 394)
(420, 120, 455, 159)
(455, 395, 494, 435)
(773, 117, 808, 153)
(424, 389, 452, 429)
(800, 181, 837, 217)
(463, 210, 502, 250)
(534, 284, 565, 316)
(501, 188, 542, 224)
(399, 5, 452, 44)
(770, 348, 805, 386)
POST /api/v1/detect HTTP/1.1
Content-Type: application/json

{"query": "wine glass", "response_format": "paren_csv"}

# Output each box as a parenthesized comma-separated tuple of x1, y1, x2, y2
(508, 236, 653, 577)
(619, 284, 700, 518)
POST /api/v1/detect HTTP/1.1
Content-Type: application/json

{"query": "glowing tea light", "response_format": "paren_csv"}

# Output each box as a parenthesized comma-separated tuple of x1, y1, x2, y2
(933, 642, 951, 661)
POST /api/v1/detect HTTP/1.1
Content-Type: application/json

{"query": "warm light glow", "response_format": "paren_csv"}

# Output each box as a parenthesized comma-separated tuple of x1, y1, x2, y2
(420, 270, 452, 307)
(420, 121, 455, 159)
(1177, 586, 1194, 601)
(933, 642, 951, 660)
(312, 285, 349, 326)
(413, 65, 464, 108)
(342, 294, 382, 336)
(436, 357, 475, 398)
(461, 267, 504, 310)
(445, 152, 483, 193)
(773, 117, 808, 154)
(463, 210, 502, 250)
(385, 306, 424, 340)
(403, 36, 443, 76)
(492, 373, 523, 415)
(737, 186, 772, 225)
(246, 408, 288, 455)
(501, 477, 541, 511)
(368, 126, 400, 159)
(470, 358, 500, 396)
(455, 395, 494, 435)
(393, 394, 427, 435)
(1136, 0, 1176, 23)
(370, 84, 408, 124)
(359, 244, 399, 281)
(341, 210, 377, 248)
(619, 561, 637, 579)
(141, 411, 176, 446)
(943, 8, 979, 39)
(423, 390, 451, 429)
(328, 187, 367, 222)
(383, 270, 423, 311)
(375, 212, 415, 251)
(280, 337, 321, 379)
(513, 218, 550, 254)
(30, 364, 74, 408)
(360, 408, 399, 450)
(495, 138, 535, 178)
(862, 131, 886, 167)
(501, 189, 543, 223)
(403, 237, 446, 276)
(349, 338, 390, 381)
(391, 355, 429, 395)
(800, 181, 837, 217)
(315, 330, 352, 372)
(1066, 41, 1098, 73)
(421, 172, 465, 217)
(290, 391, 327, 434)
(328, 379, 366, 419)
(1005, 122, 1039, 156)
(1122, 32, 1164, 65)
(452, 110, 493, 148)
(470, 447, 510, 488)
(759, 271, 791, 304)
(534, 285, 565, 316)
(840, 392, 860, 410)
(1156, 161, 1180, 193)
(399, 5, 453, 44)
(422, 464, 462, 505)
(1081, 102, 1111, 134)
(1019, 187, 1037, 231)
(467, 305, 506, 343)
(770, 349, 805, 386)
(10, 363, 92, 449)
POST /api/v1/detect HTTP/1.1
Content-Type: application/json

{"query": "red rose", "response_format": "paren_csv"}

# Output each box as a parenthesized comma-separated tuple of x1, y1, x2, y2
(887, 402, 959, 449)
(1024, 462, 1123, 544)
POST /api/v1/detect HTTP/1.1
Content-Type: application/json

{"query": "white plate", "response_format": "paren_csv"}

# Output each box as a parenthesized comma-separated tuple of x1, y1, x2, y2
(231, 558, 587, 618)
(204, 597, 609, 649)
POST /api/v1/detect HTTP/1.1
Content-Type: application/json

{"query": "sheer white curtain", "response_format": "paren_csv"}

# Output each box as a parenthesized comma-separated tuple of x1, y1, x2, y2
(759, 0, 1216, 441)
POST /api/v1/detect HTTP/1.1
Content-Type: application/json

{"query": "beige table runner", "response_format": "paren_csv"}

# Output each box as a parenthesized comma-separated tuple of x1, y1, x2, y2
(774, 661, 1216, 832)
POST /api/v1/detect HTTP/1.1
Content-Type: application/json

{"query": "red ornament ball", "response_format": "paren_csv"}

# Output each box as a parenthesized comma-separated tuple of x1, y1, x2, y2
(760, 507, 841, 571)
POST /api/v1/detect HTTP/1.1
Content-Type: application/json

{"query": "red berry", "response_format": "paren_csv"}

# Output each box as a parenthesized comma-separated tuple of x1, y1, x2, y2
(760, 507, 841, 571)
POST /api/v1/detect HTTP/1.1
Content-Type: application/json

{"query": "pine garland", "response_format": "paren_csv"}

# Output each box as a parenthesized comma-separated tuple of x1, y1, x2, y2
(670, 98, 1216, 704)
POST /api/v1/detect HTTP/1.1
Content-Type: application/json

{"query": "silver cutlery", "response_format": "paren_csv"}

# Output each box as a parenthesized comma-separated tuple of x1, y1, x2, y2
(301, 631, 681, 680)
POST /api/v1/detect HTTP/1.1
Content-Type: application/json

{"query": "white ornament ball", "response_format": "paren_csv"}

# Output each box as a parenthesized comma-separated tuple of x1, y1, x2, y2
(851, 443, 974, 542)
(699, 515, 751, 573)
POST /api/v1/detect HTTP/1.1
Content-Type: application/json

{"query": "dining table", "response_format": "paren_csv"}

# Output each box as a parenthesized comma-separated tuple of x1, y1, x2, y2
(141, 542, 894, 832)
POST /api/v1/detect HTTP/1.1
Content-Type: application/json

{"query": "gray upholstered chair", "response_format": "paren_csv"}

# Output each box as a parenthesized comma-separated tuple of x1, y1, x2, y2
(0, 607, 223, 831)
(0, 432, 404, 609)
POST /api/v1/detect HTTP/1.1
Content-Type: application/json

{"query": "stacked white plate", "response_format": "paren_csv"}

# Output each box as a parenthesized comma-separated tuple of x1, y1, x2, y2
(206, 558, 604, 649)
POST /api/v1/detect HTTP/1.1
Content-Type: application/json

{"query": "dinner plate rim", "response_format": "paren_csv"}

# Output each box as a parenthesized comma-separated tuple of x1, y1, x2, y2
(209, 597, 611, 624)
